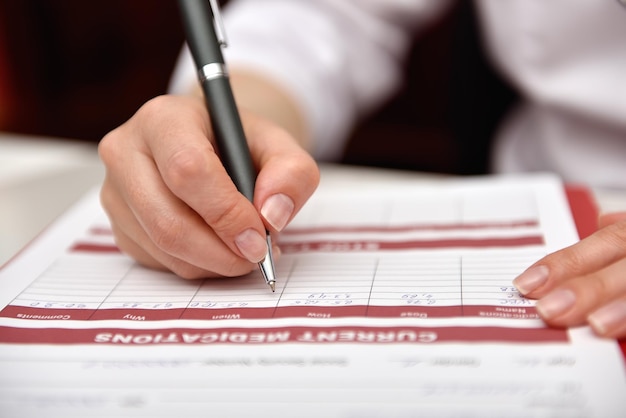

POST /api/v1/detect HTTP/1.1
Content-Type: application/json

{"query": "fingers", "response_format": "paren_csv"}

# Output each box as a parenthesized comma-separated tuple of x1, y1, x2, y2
(512, 216, 626, 337)
(99, 94, 318, 278)
(100, 177, 255, 279)
(99, 95, 262, 276)
(588, 294, 626, 338)
(598, 211, 626, 229)
(142, 99, 270, 264)
(243, 110, 320, 233)
(534, 259, 626, 328)
(514, 218, 626, 296)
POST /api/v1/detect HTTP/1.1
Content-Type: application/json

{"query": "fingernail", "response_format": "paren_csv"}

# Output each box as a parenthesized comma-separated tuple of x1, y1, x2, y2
(513, 265, 549, 294)
(261, 193, 295, 232)
(234, 229, 268, 263)
(588, 300, 626, 336)
(535, 289, 576, 319)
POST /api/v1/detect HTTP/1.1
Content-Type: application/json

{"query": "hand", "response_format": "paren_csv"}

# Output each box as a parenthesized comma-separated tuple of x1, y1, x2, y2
(513, 212, 626, 339)
(98, 94, 319, 279)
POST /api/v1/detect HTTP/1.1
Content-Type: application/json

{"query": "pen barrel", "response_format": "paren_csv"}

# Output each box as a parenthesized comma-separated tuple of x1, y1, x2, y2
(202, 76, 256, 202)
(178, 0, 256, 202)
(177, 0, 224, 65)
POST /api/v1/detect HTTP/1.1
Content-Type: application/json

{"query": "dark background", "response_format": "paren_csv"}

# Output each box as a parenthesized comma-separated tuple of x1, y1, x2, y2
(0, 0, 517, 175)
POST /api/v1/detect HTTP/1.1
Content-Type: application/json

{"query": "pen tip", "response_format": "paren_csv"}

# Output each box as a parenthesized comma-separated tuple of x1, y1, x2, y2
(259, 233, 277, 293)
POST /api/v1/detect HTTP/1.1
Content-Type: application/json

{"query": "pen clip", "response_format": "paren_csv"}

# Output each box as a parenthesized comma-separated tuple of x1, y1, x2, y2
(208, 0, 228, 48)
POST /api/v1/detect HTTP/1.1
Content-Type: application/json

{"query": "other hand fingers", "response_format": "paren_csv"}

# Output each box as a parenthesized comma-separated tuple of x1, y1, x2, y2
(513, 218, 626, 297)
(530, 259, 626, 330)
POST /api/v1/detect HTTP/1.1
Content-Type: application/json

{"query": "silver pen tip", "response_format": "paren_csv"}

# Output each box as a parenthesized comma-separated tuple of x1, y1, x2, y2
(259, 233, 277, 292)
(259, 258, 276, 292)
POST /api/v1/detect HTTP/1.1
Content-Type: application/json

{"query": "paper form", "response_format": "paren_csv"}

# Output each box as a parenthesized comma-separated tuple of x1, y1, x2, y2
(0, 172, 624, 417)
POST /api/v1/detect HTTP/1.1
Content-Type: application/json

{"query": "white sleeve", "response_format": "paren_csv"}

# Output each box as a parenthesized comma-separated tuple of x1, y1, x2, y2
(169, 0, 453, 161)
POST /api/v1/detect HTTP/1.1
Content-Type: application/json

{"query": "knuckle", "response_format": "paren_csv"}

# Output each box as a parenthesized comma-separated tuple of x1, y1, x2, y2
(283, 153, 320, 190)
(203, 196, 249, 233)
(568, 276, 612, 313)
(544, 247, 586, 278)
(98, 131, 121, 167)
(99, 182, 114, 210)
(164, 147, 211, 190)
(138, 95, 172, 119)
(607, 220, 626, 248)
(559, 250, 587, 273)
(299, 155, 321, 187)
(589, 276, 611, 300)
(148, 215, 187, 254)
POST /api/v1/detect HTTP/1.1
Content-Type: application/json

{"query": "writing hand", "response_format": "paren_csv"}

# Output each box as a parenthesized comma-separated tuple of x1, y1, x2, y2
(514, 212, 626, 338)
(98, 94, 319, 279)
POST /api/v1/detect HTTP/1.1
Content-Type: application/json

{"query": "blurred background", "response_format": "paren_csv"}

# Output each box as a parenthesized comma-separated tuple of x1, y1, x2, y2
(0, 0, 185, 142)
(0, 0, 517, 175)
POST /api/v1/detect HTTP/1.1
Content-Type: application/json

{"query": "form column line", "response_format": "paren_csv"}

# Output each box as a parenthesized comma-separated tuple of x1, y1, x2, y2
(271, 259, 296, 317)
(89, 260, 134, 320)
(364, 257, 379, 317)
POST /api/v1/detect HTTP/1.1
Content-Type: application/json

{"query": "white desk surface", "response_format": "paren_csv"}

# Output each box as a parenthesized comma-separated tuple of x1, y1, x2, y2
(2, 132, 626, 267)
(0, 133, 105, 266)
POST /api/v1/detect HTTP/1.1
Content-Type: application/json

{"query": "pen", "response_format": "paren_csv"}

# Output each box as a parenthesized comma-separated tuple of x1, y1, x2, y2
(177, 0, 276, 292)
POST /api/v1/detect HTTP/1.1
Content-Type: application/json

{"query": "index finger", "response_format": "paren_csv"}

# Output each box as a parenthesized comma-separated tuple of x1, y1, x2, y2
(513, 219, 626, 297)
(143, 95, 269, 264)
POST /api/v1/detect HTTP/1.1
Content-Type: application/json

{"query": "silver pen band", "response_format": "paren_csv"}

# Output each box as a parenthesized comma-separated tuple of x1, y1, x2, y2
(199, 63, 228, 82)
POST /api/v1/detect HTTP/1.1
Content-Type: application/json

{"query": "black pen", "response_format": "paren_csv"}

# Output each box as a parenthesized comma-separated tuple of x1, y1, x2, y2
(177, 0, 276, 291)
